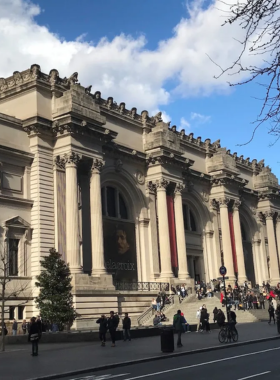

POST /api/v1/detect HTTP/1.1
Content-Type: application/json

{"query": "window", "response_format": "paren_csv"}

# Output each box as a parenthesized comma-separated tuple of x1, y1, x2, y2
(8, 239, 19, 276)
(101, 186, 129, 220)
(18, 306, 25, 320)
(9, 306, 15, 320)
(183, 205, 197, 232)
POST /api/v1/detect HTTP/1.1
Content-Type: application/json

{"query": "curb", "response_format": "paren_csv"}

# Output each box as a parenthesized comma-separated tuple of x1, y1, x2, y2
(27, 334, 280, 380)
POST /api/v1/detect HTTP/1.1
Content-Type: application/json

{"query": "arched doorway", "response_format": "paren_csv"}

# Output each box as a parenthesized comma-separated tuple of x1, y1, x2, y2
(101, 185, 138, 283)
(241, 221, 256, 286)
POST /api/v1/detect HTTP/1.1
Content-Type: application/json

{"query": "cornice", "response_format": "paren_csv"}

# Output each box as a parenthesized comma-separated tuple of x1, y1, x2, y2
(146, 149, 194, 169)
(0, 194, 33, 207)
(0, 144, 34, 161)
(103, 142, 146, 162)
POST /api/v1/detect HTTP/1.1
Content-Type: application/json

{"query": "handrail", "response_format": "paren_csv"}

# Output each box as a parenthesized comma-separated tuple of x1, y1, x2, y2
(137, 294, 175, 326)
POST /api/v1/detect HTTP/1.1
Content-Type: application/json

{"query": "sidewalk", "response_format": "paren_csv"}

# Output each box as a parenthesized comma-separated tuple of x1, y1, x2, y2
(0, 322, 279, 380)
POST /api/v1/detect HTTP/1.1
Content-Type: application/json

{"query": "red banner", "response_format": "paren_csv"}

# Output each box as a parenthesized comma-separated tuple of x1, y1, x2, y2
(166, 195, 178, 268)
(228, 211, 238, 274)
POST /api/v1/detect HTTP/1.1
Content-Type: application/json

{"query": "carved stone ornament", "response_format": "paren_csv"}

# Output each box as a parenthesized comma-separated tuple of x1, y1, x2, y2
(107, 97, 113, 109)
(147, 181, 156, 194)
(3, 226, 9, 242)
(156, 178, 169, 190)
(30, 64, 41, 78)
(0, 77, 8, 91)
(201, 191, 209, 203)
(114, 159, 123, 172)
(130, 107, 137, 119)
(119, 102, 125, 114)
(174, 182, 185, 194)
(91, 158, 104, 173)
(135, 171, 145, 185)
(13, 71, 23, 85)
(218, 197, 230, 208)
(210, 199, 219, 211)
(141, 110, 148, 125)
(85, 85, 92, 95)
(49, 69, 59, 85)
(264, 210, 275, 220)
(64, 151, 80, 166)
(94, 90, 101, 101)
(81, 120, 87, 127)
(53, 155, 65, 170)
(233, 199, 241, 210)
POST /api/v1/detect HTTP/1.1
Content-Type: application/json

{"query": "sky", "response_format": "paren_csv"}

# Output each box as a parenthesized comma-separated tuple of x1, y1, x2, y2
(0, 0, 279, 178)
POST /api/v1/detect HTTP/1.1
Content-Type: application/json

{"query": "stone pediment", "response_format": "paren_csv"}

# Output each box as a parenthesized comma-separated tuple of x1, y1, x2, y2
(3, 216, 30, 229)
(206, 148, 239, 176)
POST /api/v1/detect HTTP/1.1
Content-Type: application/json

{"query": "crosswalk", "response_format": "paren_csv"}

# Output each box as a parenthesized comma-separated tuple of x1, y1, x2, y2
(71, 373, 130, 380)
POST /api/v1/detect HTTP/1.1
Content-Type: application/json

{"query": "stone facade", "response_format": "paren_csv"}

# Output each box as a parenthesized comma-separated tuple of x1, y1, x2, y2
(1, 65, 280, 327)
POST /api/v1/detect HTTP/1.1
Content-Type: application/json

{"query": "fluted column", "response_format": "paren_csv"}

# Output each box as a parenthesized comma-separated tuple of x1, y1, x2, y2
(90, 159, 106, 276)
(218, 198, 235, 280)
(174, 183, 190, 280)
(275, 215, 280, 265)
(232, 200, 247, 283)
(265, 211, 280, 284)
(156, 178, 174, 280)
(64, 152, 82, 273)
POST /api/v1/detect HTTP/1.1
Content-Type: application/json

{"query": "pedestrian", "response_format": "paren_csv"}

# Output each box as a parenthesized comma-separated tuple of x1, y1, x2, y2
(122, 312, 131, 342)
(196, 308, 202, 332)
(151, 298, 157, 313)
(156, 293, 161, 311)
(36, 316, 42, 338)
(268, 303, 275, 324)
(216, 309, 226, 328)
(12, 319, 18, 336)
(173, 310, 185, 347)
(259, 293, 265, 309)
(153, 312, 162, 327)
(96, 314, 108, 346)
(107, 311, 119, 347)
(200, 307, 210, 333)
(181, 313, 190, 333)
(28, 317, 40, 356)
(22, 319, 27, 335)
(213, 307, 218, 323)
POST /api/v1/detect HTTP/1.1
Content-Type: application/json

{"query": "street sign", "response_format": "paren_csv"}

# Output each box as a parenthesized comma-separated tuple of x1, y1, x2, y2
(219, 266, 227, 276)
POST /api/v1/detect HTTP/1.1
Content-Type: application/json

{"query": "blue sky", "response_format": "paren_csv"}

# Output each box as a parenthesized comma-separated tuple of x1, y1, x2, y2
(0, 0, 278, 177)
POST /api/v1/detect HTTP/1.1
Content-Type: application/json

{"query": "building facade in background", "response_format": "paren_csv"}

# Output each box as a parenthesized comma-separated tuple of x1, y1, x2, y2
(0, 65, 280, 326)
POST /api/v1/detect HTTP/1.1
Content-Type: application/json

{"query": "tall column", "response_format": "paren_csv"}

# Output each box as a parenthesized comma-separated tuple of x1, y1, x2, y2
(264, 211, 280, 284)
(90, 159, 106, 276)
(174, 183, 190, 280)
(156, 178, 174, 280)
(232, 200, 247, 283)
(257, 214, 270, 282)
(64, 152, 82, 273)
(218, 198, 235, 280)
(147, 182, 160, 279)
(275, 215, 280, 263)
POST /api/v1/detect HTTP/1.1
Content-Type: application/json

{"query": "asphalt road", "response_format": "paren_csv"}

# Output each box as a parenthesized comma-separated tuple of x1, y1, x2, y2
(64, 340, 280, 380)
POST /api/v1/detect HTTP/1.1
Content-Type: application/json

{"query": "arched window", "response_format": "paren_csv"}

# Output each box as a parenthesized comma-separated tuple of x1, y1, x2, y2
(101, 186, 129, 220)
(182, 204, 197, 232)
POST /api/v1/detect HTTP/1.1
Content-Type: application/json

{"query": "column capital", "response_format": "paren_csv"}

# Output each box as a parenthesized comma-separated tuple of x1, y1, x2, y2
(53, 155, 65, 170)
(174, 182, 185, 195)
(218, 197, 230, 208)
(205, 230, 214, 237)
(276, 213, 280, 223)
(264, 210, 276, 221)
(64, 151, 80, 167)
(210, 199, 219, 211)
(91, 158, 104, 174)
(146, 181, 156, 194)
(233, 199, 241, 211)
(155, 178, 169, 191)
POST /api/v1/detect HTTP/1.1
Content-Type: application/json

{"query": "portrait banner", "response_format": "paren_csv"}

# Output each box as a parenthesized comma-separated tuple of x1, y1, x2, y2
(103, 219, 138, 282)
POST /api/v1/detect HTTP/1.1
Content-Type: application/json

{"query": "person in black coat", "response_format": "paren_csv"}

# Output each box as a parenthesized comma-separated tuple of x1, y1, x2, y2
(96, 315, 108, 346)
(28, 317, 40, 356)
(107, 311, 119, 347)
(122, 312, 131, 342)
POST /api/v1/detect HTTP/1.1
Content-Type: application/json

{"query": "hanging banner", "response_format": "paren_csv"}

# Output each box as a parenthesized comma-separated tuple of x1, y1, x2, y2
(103, 220, 137, 282)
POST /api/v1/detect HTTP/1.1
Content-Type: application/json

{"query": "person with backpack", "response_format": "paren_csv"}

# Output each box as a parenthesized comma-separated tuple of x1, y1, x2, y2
(107, 311, 119, 347)
(96, 314, 108, 346)
(173, 310, 185, 347)
(268, 303, 275, 324)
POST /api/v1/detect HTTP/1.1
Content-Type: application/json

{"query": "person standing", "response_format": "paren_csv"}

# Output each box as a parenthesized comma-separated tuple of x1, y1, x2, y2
(173, 310, 185, 347)
(96, 314, 108, 346)
(196, 308, 201, 332)
(36, 316, 42, 338)
(259, 293, 265, 309)
(268, 303, 275, 324)
(122, 312, 131, 342)
(156, 294, 161, 311)
(107, 311, 119, 347)
(12, 319, 18, 336)
(22, 320, 27, 335)
(28, 317, 40, 356)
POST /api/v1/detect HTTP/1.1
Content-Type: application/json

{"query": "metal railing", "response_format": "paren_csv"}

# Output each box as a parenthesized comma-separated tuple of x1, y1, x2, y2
(137, 294, 175, 326)
(114, 281, 170, 292)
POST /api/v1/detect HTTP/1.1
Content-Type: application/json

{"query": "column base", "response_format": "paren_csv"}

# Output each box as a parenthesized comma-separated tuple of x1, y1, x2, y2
(91, 268, 107, 276)
(70, 266, 83, 274)
(159, 273, 174, 282)
(269, 278, 280, 287)
(237, 276, 247, 284)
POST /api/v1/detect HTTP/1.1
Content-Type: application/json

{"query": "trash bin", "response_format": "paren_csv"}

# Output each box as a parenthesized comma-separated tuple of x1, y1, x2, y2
(160, 328, 174, 353)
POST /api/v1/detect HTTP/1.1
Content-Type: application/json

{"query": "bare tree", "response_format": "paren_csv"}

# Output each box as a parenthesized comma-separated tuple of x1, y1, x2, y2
(216, 0, 280, 143)
(0, 240, 31, 351)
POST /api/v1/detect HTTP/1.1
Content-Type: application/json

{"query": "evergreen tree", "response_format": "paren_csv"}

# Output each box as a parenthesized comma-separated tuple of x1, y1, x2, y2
(35, 248, 77, 330)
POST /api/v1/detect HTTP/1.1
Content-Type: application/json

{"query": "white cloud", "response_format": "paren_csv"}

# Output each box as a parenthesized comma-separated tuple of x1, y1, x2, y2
(191, 112, 211, 124)
(179, 117, 191, 131)
(0, 0, 266, 114)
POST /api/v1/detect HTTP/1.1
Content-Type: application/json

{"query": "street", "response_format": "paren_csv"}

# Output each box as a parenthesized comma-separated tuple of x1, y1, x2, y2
(65, 340, 280, 380)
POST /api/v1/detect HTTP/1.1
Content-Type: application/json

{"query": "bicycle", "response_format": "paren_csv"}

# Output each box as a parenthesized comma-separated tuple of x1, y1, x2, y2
(218, 323, 238, 343)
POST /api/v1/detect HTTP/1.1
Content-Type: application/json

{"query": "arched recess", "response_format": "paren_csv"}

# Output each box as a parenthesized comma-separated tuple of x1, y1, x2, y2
(182, 190, 214, 283)
(101, 167, 148, 283)
(239, 205, 260, 286)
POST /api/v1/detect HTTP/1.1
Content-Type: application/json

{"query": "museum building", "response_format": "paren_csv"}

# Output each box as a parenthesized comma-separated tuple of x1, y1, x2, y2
(0, 64, 280, 326)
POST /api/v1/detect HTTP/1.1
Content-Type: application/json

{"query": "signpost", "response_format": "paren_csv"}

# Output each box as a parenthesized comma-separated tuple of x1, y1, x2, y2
(219, 266, 229, 322)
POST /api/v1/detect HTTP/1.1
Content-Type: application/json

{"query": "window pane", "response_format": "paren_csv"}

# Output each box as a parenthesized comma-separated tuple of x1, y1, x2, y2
(18, 306, 24, 320)
(119, 194, 128, 219)
(9, 239, 19, 276)
(190, 210, 197, 232)
(106, 187, 116, 217)
(9, 306, 15, 320)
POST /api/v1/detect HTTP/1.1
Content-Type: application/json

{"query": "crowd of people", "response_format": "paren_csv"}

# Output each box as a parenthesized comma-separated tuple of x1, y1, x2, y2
(96, 311, 131, 347)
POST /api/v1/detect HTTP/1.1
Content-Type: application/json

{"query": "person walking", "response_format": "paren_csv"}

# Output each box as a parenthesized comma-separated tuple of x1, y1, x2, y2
(268, 303, 275, 324)
(156, 294, 161, 312)
(122, 312, 131, 342)
(173, 310, 185, 347)
(96, 314, 108, 346)
(22, 319, 27, 335)
(213, 307, 218, 323)
(107, 311, 119, 347)
(28, 317, 40, 356)
(12, 319, 18, 336)
(196, 308, 201, 332)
